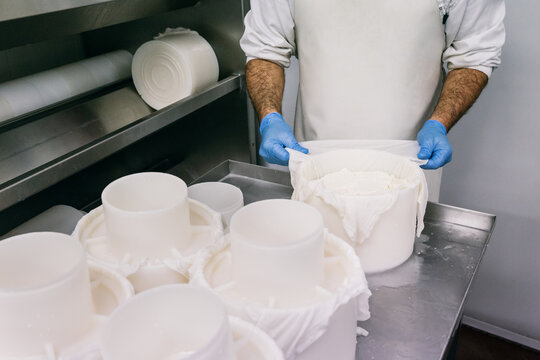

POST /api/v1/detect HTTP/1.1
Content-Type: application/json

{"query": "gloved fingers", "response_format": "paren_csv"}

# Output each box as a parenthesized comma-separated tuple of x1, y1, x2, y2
(417, 145, 433, 160)
(417, 119, 452, 169)
(259, 140, 289, 166)
(417, 133, 435, 160)
(291, 142, 309, 154)
(281, 134, 308, 154)
(421, 147, 452, 169)
(270, 143, 290, 165)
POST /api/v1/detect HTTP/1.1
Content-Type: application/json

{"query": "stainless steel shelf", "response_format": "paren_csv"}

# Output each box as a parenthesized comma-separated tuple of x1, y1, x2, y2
(0, 74, 243, 212)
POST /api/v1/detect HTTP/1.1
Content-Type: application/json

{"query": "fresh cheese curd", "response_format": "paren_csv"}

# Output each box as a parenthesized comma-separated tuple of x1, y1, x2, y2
(320, 168, 411, 196)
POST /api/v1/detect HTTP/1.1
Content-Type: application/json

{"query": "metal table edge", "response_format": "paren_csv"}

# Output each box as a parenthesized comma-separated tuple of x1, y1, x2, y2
(441, 220, 496, 358)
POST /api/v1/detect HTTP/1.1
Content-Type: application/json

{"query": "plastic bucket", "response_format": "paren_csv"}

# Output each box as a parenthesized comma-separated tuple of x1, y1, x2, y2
(188, 182, 244, 229)
(73, 196, 223, 294)
(101, 284, 236, 360)
(229, 199, 324, 304)
(307, 183, 418, 273)
(102, 172, 191, 259)
(191, 230, 371, 360)
(0, 232, 94, 357)
(290, 149, 425, 273)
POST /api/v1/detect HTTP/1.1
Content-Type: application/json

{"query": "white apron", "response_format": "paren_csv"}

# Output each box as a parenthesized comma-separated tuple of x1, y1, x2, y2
(293, 0, 445, 141)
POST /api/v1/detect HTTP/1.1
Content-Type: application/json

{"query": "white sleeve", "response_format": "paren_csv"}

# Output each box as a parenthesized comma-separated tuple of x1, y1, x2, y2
(443, 0, 506, 77)
(240, 0, 296, 68)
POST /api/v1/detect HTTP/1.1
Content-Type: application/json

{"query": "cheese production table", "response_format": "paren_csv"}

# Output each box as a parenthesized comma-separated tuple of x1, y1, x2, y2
(3, 159, 495, 360)
(192, 160, 496, 360)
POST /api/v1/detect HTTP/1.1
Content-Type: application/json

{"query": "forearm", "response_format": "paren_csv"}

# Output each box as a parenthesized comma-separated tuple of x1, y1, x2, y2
(246, 59, 285, 121)
(431, 68, 488, 131)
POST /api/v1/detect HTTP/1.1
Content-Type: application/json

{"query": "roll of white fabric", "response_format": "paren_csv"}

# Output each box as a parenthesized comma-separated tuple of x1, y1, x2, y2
(131, 28, 219, 110)
(0, 50, 133, 123)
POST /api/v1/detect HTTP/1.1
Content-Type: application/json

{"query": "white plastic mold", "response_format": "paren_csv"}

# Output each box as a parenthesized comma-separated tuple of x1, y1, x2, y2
(230, 199, 324, 305)
(188, 182, 244, 230)
(0, 232, 133, 359)
(289, 149, 428, 273)
(73, 172, 223, 293)
(100, 284, 283, 360)
(191, 200, 371, 360)
(102, 172, 192, 259)
(88, 260, 134, 317)
(228, 316, 285, 360)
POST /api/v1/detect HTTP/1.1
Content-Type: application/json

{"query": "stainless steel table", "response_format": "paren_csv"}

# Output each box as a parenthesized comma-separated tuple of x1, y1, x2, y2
(192, 160, 496, 360)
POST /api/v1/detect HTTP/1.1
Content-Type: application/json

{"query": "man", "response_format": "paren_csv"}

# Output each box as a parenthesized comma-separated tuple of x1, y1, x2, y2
(241, 0, 505, 169)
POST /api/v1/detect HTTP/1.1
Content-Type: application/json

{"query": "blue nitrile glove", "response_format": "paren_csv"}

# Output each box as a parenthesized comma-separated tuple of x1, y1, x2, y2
(417, 120, 453, 169)
(259, 112, 308, 166)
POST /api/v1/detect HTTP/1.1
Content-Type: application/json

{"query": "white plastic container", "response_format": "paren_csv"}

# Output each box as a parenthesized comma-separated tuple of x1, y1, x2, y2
(101, 285, 284, 360)
(191, 200, 371, 360)
(228, 317, 285, 360)
(0, 232, 93, 357)
(188, 182, 244, 229)
(74, 172, 224, 293)
(289, 149, 428, 273)
(132, 28, 219, 110)
(0, 232, 133, 359)
(306, 184, 419, 273)
(102, 172, 192, 259)
(230, 199, 324, 304)
(87, 260, 135, 317)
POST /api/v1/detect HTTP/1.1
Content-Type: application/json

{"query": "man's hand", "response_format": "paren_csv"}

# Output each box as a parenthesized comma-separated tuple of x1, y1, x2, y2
(246, 59, 306, 165)
(417, 120, 452, 169)
(418, 68, 488, 169)
(260, 113, 308, 165)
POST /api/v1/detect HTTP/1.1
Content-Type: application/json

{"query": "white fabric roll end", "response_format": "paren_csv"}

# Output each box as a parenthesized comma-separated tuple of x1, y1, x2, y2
(132, 30, 219, 110)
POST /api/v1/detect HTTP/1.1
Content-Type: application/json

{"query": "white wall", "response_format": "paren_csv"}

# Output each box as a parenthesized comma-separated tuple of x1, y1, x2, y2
(440, 0, 540, 344)
(282, 0, 540, 346)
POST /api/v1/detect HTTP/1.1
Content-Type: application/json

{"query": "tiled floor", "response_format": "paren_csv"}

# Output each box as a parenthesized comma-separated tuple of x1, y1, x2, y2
(456, 325, 540, 360)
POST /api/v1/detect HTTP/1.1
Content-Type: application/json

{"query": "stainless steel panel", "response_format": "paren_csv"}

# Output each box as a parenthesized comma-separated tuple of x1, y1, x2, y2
(0, 0, 113, 22)
(192, 160, 496, 360)
(0, 0, 198, 50)
(424, 202, 496, 232)
(0, 36, 85, 83)
(0, 75, 242, 212)
(246, 96, 258, 164)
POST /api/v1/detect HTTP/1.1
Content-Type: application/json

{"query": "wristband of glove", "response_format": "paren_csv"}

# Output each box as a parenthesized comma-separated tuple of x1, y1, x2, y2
(259, 112, 284, 135)
(424, 119, 448, 135)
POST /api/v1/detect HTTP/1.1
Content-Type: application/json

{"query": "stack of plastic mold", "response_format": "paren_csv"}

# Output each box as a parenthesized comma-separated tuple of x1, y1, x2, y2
(73, 172, 224, 293)
(191, 199, 371, 360)
(0, 232, 133, 359)
(101, 284, 284, 360)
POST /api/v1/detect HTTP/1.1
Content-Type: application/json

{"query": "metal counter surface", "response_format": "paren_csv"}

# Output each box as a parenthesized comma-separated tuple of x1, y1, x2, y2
(193, 160, 496, 360)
